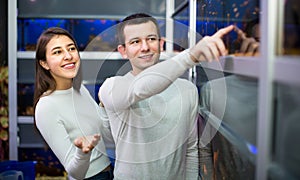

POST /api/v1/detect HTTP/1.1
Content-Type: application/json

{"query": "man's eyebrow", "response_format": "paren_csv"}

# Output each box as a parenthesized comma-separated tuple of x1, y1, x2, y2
(128, 34, 158, 40)
(147, 34, 158, 38)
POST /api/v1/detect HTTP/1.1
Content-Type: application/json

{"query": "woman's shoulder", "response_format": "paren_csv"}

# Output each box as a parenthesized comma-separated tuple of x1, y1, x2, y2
(36, 89, 71, 109)
(36, 94, 58, 110)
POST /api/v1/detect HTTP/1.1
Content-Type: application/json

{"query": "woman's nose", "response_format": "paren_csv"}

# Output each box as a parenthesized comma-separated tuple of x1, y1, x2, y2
(64, 51, 72, 60)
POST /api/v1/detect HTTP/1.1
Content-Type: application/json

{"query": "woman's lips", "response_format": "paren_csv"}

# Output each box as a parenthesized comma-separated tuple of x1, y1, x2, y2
(62, 63, 75, 69)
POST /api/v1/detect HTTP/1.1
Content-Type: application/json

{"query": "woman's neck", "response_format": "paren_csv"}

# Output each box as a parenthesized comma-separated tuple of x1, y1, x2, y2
(56, 81, 72, 90)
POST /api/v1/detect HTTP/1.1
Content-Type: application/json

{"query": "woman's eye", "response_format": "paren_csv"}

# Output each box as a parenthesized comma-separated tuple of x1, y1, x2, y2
(69, 47, 76, 51)
(53, 50, 61, 55)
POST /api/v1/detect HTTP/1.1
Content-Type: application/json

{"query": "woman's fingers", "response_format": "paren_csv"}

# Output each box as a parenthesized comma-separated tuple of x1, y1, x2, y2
(74, 134, 101, 153)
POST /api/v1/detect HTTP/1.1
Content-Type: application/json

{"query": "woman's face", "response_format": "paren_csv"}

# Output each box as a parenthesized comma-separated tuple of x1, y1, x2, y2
(40, 35, 80, 90)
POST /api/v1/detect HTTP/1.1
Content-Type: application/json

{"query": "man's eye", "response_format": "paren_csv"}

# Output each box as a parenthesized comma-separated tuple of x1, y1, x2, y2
(149, 37, 157, 41)
(130, 40, 140, 45)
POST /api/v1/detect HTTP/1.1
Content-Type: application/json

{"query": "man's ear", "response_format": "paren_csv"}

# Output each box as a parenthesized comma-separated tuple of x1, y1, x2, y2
(117, 45, 128, 59)
(159, 37, 165, 52)
(39, 60, 50, 70)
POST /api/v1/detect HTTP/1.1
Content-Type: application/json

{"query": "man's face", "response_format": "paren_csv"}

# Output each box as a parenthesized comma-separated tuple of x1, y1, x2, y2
(118, 21, 164, 75)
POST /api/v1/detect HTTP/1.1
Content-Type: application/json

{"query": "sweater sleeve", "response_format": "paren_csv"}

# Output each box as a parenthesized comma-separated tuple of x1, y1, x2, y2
(100, 50, 198, 111)
(98, 105, 115, 146)
(35, 99, 91, 179)
(186, 85, 200, 179)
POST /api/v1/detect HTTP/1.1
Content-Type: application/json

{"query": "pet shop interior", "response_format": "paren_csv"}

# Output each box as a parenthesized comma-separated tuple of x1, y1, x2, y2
(0, 0, 299, 179)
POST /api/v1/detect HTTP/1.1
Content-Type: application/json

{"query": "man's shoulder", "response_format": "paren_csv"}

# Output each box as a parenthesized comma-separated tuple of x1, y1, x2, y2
(104, 72, 132, 82)
(171, 78, 198, 99)
(102, 75, 126, 85)
(100, 73, 132, 93)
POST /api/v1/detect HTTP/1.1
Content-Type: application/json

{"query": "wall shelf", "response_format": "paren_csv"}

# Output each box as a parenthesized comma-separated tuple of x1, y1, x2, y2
(17, 51, 174, 60)
(18, 116, 34, 124)
(199, 55, 260, 78)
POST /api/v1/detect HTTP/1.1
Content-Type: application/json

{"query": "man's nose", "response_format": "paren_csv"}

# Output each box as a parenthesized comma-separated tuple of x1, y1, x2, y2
(140, 39, 149, 51)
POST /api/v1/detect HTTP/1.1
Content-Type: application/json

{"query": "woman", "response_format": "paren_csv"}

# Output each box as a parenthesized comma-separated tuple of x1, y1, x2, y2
(33, 27, 113, 179)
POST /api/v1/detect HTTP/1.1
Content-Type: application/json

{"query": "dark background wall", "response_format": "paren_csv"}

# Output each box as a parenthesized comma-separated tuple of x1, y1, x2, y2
(0, 0, 8, 66)
(17, 0, 166, 19)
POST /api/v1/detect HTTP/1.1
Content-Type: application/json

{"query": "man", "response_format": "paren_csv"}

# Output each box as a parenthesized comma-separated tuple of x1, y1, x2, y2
(99, 13, 233, 179)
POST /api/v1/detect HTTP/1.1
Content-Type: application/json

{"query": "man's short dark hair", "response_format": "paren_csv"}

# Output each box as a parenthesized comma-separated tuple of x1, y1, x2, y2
(117, 13, 161, 45)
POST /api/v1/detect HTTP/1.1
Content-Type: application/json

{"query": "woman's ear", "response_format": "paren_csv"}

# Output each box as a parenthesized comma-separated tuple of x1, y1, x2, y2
(117, 44, 128, 59)
(39, 60, 50, 70)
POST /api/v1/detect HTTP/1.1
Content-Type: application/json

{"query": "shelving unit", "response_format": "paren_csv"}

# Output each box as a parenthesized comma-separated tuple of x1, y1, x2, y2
(172, 0, 300, 179)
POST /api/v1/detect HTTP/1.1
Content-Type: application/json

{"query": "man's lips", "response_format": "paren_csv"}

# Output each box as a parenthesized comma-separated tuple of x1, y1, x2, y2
(139, 54, 153, 60)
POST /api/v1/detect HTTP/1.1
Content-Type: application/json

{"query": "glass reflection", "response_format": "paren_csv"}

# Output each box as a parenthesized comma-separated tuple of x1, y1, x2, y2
(198, 74, 258, 179)
(196, 0, 260, 56)
(270, 84, 300, 179)
(284, 0, 300, 55)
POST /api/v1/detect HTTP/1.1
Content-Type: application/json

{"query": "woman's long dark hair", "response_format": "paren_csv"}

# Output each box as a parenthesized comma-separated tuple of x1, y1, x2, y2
(33, 27, 82, 113)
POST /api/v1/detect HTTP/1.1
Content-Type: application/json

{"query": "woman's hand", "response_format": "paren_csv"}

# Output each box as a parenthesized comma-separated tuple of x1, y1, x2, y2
(74, 134, 101, 153)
